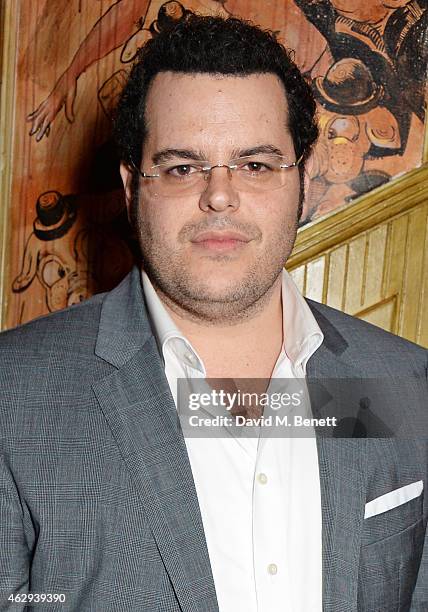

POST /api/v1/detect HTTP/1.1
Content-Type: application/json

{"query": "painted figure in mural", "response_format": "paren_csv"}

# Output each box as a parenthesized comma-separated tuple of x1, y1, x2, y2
(11, 190, 134, 313)
(1, 15, 427, 611)
(11, 191, 86, 312)
(302, 57, 402, 219)
(27, 0, 228, 140)
(294, 0, 428, 220)
(294, 0, 428, 138)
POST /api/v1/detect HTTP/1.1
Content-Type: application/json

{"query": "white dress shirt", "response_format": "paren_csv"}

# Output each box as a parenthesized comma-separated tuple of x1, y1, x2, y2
(142, 269, 324, 612)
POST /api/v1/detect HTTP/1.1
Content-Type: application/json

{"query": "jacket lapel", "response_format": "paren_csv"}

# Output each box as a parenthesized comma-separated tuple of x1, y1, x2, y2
(307, 301, 368, 612)
(92, 268, 219, 612)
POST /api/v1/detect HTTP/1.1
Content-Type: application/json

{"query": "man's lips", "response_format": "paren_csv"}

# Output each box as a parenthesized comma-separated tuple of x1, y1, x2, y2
(192, 231, 251, 243)
(191, 231, 251, 252)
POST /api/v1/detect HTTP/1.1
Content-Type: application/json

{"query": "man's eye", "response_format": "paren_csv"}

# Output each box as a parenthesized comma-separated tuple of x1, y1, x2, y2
(168, 165, 198, 177)
(242, 161, 271, 172)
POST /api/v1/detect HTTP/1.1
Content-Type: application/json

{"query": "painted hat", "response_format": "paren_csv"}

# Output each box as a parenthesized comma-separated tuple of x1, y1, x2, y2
(313, 58, 383, 115)
(33, 190, 77, 241)
(149, 1, 192, 37)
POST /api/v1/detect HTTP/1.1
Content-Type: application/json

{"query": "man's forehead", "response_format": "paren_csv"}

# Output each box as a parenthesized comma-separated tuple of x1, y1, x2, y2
(144, 71, 290, 143)
(146, 71, 288, 112)
(205, 101, 241, 125)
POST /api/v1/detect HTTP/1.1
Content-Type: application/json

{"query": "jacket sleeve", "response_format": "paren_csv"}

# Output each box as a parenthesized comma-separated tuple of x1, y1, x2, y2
(410, 357, 428, 610)
(410, 513, 428, 609)
(0, 454, 30, 611)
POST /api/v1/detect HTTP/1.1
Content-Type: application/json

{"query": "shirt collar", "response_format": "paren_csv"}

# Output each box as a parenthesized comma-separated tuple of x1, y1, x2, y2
(141, 268, 323, 373)
(141, 270, 206, 373)
(280, 269, 324, 372)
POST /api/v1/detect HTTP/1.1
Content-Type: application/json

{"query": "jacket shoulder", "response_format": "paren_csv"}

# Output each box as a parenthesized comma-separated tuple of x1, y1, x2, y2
(307, 299, 427, 373)
(0, 292, 106, 357)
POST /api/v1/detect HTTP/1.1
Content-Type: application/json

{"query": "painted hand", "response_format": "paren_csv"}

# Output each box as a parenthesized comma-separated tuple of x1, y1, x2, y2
(27, 72, 77, 141)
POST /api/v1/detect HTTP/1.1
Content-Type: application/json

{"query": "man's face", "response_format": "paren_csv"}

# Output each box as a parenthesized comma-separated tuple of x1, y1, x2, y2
(121, 72, 301, 322)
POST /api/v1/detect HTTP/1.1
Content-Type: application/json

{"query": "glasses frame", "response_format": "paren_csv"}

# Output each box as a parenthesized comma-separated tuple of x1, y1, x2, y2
(129, 153, 304, 195)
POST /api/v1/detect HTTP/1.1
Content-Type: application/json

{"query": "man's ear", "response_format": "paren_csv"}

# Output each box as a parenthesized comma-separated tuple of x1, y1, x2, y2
(119, 161, 134, 219)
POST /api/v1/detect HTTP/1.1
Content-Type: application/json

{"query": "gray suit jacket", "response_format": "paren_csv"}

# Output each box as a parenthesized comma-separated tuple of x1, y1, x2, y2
(0, 266, 427, 611)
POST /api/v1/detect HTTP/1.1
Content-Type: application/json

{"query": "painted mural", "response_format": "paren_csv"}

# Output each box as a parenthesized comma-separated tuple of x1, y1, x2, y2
(5, 0, 427, 326)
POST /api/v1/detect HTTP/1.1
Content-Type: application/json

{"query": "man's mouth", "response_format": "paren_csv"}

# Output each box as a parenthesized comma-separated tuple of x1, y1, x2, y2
(191, 231, 251, 252)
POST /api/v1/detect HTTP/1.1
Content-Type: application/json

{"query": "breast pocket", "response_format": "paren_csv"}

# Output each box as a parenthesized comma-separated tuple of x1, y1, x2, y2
(358, 488, 426, 611)
(362, 483, 424, 546)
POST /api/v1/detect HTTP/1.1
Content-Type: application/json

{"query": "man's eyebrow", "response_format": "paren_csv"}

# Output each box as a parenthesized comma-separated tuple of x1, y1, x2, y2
(152, 144, 286, 165)
(232, 144, 284, 158)
(152, 149, 207, 165)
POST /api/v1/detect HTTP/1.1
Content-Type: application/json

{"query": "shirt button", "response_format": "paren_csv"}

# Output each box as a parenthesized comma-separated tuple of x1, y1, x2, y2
(257, 472, 268, 485)
(268, 563, 278, 575)
(185, 352, 196, 365)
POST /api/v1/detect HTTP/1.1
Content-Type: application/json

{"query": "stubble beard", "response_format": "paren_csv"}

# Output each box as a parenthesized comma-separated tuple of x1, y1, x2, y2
(132, 188, 299, 326)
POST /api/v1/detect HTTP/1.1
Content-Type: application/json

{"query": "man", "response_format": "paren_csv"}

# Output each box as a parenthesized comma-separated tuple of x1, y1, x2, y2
(0, 14, 427, 612)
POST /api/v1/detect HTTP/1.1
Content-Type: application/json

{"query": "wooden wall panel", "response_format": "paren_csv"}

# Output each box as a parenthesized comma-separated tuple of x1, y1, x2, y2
(287, 184, 428, 347)
(305, 257, 326, 304)
(325, 246, 347, 311)
(400, 206, 427, 341)
(419, 219, 428, 347)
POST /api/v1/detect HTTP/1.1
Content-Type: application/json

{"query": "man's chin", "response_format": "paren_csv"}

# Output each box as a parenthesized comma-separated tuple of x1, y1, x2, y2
(179, 271, 277, 306)
(183, 281, 248, 304)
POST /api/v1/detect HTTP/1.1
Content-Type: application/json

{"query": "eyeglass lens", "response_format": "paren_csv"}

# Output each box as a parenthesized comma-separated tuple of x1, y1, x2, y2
(141, 154, 299, 197)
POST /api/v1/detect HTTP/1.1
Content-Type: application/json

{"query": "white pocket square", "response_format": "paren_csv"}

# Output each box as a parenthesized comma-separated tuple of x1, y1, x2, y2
(364, 480, 423, 519)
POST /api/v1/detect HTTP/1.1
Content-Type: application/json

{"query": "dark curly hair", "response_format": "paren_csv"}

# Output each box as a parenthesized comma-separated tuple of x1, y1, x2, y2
(114, 12, 319, 215)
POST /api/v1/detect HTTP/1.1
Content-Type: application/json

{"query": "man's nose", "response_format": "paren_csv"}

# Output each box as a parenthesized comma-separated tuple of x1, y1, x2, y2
(199, 166, 240, 212)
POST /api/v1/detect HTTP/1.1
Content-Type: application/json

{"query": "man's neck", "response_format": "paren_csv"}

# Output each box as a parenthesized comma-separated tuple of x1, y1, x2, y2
(159, 276, 284, 380)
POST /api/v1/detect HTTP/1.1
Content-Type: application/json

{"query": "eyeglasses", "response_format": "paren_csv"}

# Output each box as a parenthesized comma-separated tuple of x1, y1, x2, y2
(130, 153, 303, 197)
